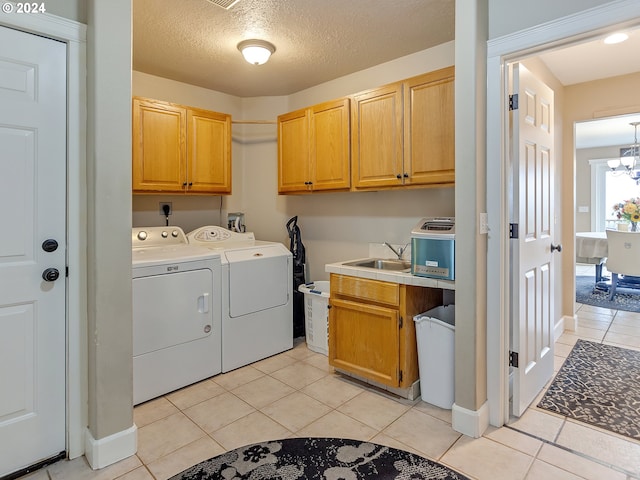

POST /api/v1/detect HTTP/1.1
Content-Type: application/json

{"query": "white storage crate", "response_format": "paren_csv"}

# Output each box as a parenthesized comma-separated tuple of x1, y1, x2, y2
(298, 281, 330, 355)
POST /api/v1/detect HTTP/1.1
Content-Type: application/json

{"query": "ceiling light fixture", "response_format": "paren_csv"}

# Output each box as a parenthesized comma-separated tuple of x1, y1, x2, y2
(608, 122, 640, 182)
(237, 39, 276, 65)
(604, 32, 629, 44)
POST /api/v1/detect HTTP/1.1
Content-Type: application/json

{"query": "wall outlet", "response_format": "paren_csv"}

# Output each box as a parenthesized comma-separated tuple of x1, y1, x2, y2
(159, 202, 172, 216)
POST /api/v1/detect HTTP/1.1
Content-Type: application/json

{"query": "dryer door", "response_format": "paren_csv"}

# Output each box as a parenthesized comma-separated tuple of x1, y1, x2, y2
(227, 246, 290, 318)
(133, 268, 213, 355)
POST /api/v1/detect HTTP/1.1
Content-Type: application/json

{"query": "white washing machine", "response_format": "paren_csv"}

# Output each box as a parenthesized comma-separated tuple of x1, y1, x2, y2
(187, 225, 293, 372)
(132, 226, 222, 405)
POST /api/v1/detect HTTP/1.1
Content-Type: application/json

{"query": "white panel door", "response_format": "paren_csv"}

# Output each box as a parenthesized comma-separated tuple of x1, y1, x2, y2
(510, 63, 556, 417)
(0, 27, 67, 476)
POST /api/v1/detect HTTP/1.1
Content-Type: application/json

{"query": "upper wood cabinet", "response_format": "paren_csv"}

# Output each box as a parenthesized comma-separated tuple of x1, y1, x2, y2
(132, 97, 232, 194)
(278, 98, 350, 194)
(404, 67, 455, 186)
(351, 66, 455, 190)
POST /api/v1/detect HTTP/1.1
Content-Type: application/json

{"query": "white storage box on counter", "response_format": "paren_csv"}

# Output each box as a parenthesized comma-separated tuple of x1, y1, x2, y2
(414, 305, 455, 409)
(298, 281, 330, 355)
(411, 217, 455, 280)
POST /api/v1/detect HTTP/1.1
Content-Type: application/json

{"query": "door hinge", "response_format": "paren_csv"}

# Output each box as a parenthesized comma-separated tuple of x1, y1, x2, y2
(509, 94, 519, 111)
(509, 223, 519, 239)
(509, 351, 519, 368)
(399, 316, 403, 328)
(65, 266, 69, 277)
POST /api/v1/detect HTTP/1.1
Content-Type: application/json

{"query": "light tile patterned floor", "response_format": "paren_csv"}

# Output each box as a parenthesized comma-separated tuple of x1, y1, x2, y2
(18, 271, 640, 480)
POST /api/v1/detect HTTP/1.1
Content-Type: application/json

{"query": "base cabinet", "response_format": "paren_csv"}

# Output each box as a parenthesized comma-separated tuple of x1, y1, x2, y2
(328, 274, 443, 389)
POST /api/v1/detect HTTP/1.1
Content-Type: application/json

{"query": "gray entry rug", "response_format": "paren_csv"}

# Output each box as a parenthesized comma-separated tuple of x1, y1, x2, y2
(537, 339, 640, 440)
(576, 275, 640, 313)
(169, 437, 470, 480)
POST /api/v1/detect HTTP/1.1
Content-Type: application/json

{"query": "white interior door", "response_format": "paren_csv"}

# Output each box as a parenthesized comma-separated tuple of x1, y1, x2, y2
(510, 63, 556, 417)
(0, 27, 67, 476)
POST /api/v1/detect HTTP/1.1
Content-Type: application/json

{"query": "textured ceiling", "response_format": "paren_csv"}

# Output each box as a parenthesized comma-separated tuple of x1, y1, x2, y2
(133, 0, 455, 97)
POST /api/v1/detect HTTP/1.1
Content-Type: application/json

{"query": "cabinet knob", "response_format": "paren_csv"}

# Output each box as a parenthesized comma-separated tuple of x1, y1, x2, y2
(182, 182, 187, 187)
(403, 173, 409, 178)
(396, 174, 402, 179)
(188, 182, 193, 187)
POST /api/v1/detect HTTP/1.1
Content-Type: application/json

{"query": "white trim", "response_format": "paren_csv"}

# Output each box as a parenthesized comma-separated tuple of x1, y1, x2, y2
(0, 10, 87, 461)
(589, 159, 610, 231)
(487, 0, 640, 59)
(451, 401, 490, 438)
(554, 317, 565, 341)
(486, 0, 640, 428)
(84, 425, 138, 470)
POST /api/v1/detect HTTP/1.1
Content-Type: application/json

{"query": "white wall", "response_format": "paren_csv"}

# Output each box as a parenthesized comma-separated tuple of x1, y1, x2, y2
(488, 0, 616, 39)
(132, 42, 456, 281)
(45, 0, 86, 23)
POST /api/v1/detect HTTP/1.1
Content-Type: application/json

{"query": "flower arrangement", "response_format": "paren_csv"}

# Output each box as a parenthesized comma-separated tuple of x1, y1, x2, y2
(612, 197, 640, 227)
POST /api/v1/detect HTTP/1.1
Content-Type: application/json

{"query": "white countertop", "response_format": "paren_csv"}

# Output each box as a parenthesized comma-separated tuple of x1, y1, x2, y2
(325, 258, 455, 290)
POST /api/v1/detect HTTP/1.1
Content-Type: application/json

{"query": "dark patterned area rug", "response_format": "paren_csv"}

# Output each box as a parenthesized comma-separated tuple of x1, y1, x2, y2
(170, 437, 470, 480)
(576, 275, 640, 313)
(537, 339, 640, 440)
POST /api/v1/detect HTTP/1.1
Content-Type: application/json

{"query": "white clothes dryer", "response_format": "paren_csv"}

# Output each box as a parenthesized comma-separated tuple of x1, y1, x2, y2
(187, 226, 293, 372)
(132, 226, 222, 404)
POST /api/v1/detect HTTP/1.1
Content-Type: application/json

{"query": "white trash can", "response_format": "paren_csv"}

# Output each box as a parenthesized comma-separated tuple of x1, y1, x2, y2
(414, 305, 455, 409)
(298, 281, 330, 355)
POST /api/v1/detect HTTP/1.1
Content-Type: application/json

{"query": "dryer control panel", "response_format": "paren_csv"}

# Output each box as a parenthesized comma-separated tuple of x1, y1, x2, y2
(132, 226, 188, 247)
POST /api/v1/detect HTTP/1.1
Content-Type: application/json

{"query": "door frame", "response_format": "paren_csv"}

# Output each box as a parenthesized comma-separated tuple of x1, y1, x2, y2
(0, 12, 87, 459)
(486, 0, 640, 426)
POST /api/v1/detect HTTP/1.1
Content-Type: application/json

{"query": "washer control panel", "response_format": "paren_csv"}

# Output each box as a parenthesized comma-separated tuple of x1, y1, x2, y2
(188, 225, 255, 245)
(132, 226, 188, 247)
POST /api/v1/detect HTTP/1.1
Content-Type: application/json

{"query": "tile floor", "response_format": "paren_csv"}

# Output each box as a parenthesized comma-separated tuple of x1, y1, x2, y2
(18, 268, 640, 480)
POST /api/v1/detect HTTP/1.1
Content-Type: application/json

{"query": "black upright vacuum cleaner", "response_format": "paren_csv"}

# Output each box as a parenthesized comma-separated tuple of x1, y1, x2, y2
(286, 216, 306, 338)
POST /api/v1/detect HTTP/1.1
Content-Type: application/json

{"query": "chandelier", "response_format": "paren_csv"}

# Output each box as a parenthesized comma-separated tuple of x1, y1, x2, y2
(607, 121, 640, 182)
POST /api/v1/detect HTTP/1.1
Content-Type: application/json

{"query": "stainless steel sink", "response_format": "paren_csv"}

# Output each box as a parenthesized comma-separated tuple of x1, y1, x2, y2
(343, 258, 411, 272)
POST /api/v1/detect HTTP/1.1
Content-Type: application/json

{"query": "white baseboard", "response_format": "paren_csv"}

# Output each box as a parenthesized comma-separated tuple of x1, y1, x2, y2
(84, 424, 137, 470)
(559, 314, 577, 335)
(452, 401, 489, 438)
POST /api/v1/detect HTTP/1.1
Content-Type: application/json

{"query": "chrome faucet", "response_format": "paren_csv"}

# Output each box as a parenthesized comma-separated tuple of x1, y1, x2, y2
(383, 242, 409, 260)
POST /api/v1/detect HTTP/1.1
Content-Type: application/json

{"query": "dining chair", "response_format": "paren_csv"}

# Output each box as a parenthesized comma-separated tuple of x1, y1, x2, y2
(605, 230, 640, 300)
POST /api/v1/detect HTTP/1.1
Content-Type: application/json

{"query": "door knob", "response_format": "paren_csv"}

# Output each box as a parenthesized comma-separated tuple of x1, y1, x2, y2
(42, 239, 59, 252)
(551, 243, 562, 253)
(42, 268, 60, 282)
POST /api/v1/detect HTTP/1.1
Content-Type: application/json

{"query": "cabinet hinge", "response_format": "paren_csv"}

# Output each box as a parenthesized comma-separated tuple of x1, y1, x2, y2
(509, 223, 519, 239)
(509, 94, 519, 111)
(509, 351, 519, 368)
(399, 316, 403, 328)
(398, 369, 403, 382)
(66, 266, 69, 277)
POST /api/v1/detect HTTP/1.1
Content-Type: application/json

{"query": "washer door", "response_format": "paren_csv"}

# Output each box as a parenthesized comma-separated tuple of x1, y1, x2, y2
(133, 269, 213, 355)
(227, 246, 289, 318)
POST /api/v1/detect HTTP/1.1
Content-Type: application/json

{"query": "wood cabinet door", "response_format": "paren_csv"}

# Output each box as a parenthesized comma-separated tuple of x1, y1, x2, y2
(351, 83, 403, 189)
(278, 108, 310, 193)
(310, 98, 350, 191)
(187, 108, 232, 194)
(329, 298, 400, 387)
(404, 67, 455, 186)
(132, 97, 186, 192)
